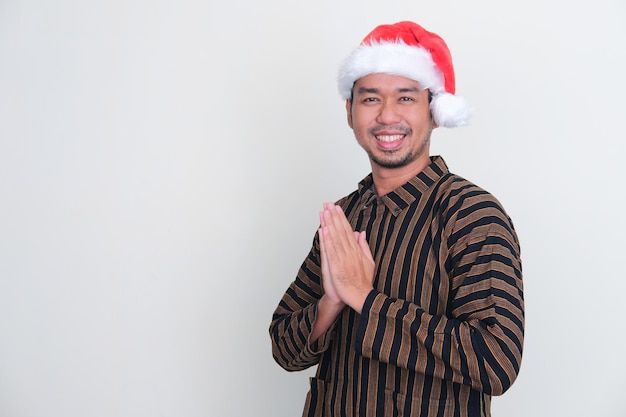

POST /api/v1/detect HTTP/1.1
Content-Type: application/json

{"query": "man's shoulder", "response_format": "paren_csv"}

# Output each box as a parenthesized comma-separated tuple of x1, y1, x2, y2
(434, 172, 520, 250)
(335, 188, 362, 209)
(433, 172, 513, 224)
(435, 172, 495, 202)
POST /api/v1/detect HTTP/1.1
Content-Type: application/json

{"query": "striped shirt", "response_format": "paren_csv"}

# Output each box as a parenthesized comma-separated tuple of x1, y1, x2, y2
(270, 156, 524, 417)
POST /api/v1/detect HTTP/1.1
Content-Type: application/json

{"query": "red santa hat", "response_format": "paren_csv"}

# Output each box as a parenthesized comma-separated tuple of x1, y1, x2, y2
(338, 21, 471, 128)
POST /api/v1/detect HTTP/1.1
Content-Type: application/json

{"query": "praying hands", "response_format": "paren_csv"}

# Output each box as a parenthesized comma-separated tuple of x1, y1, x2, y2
(318, 202, 375, 314)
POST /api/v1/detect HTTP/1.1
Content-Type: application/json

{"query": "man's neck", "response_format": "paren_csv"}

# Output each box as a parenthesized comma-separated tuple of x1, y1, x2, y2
(371, 156, 431, 196)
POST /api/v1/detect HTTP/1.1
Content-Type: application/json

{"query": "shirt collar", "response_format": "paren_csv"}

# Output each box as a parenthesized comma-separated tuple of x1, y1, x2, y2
(357, 156, 450, 216)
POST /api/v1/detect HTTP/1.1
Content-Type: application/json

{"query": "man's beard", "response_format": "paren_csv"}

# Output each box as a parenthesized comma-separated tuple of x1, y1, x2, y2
(365, 126, 431, 169)
(367, 149, 417, 168)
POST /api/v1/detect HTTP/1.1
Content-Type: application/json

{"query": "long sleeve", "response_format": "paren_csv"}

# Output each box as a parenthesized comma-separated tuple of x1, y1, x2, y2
(353, 200, 524, 396)
(269, 235, 338, 371)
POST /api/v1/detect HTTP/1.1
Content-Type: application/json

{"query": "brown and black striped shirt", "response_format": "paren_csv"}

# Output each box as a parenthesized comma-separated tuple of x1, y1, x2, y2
(270, 156, 524, 417)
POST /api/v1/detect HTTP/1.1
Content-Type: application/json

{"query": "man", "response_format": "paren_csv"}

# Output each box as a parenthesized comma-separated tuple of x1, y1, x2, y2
(269, 21, 524, 417)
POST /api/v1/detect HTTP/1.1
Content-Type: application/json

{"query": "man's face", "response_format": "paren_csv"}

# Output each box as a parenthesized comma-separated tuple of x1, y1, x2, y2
(346, 73, 435, 171)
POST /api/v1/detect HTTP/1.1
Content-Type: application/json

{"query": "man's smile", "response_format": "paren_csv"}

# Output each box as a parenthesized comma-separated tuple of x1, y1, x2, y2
(375, 134, 405, 143)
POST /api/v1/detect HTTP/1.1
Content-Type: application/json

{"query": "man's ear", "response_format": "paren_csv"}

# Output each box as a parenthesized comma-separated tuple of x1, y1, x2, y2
(346, 99, 353, 128)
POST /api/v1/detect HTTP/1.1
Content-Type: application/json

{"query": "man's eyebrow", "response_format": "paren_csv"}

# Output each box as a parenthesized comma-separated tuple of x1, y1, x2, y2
(356, 87, 380, 95)
(397, 86, 422, 93)
(355, 86, 423, 95)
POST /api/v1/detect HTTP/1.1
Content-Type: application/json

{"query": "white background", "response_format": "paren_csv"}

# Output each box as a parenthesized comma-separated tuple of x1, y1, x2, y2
(1, 1, 625, 416)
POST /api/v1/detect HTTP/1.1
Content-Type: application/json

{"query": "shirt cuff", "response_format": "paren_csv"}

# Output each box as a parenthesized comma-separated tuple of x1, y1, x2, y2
(354, 289, 382, 351)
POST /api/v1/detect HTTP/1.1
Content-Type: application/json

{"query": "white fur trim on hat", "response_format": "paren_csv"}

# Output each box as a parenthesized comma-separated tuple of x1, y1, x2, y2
(338, 41, 444, 98)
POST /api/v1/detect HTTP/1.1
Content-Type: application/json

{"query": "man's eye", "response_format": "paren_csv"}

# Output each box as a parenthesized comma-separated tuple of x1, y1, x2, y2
(399, 97, 415, 102)
(363, 97, 378, 103)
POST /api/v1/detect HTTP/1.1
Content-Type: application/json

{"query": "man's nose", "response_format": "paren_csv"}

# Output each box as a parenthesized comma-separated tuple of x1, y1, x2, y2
(375, 100, 401, 125)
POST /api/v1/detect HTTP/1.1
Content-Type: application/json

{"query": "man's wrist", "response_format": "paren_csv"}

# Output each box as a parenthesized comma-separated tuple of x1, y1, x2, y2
(345, 286, 374, 314)
(319, 294, 345, 314)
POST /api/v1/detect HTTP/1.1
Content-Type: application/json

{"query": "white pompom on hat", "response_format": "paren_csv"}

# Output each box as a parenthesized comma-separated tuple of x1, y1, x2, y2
(338, 21, 471, 128)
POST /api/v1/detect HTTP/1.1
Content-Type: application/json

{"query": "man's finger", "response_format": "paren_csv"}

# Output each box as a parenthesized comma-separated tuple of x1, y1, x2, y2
(357, 230, 375, 263)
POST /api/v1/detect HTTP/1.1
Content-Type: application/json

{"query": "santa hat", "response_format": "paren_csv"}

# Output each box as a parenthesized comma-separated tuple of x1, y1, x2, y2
(338, 21, 471, 128)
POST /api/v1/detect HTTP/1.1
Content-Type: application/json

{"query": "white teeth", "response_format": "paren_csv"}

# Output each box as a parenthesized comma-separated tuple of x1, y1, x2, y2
(376, 134, 403, 142)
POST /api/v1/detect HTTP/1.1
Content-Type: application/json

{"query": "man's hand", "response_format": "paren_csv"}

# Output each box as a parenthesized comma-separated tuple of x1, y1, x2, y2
(318, 206, 344, 308)
(318, 202, 375, 313)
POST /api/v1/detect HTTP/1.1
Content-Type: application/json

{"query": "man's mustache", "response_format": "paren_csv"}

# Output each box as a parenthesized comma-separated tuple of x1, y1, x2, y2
(369, 125, 412, 135)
